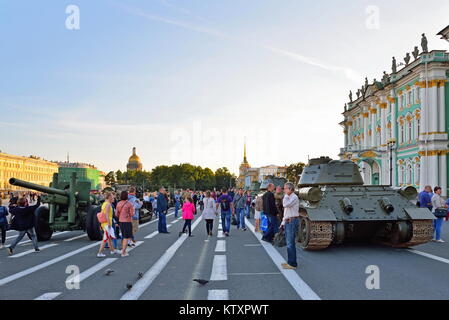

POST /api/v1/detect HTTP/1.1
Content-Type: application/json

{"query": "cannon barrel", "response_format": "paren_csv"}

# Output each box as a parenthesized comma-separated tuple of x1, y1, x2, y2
(9, 178, 68, 197)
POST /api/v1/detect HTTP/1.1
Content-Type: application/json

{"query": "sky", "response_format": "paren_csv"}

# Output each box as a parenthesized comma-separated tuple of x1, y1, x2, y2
(1, 0, 448, 174)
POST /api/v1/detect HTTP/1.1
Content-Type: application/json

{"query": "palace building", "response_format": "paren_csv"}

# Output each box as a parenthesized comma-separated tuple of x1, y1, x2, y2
(0, 152, 59, 193)
(340, 26, 449, 195)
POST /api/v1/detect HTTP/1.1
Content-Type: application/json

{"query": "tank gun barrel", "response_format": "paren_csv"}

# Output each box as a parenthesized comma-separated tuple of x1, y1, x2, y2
(9, 178, 68, 197)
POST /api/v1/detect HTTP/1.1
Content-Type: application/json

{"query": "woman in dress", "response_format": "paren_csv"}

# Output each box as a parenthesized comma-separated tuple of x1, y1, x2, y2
(202, 191, 217, 236)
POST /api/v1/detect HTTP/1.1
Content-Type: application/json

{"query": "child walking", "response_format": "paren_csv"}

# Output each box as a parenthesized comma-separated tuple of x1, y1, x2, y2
(179, 196, 195, 237)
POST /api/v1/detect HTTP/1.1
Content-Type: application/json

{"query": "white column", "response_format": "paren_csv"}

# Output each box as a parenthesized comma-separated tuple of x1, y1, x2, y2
(428, 155, 439, 189)
(363, 114, 369, 149)
(371, 109, 376, 147)
(381, 106, 386, 146)
(440, 153, 447, 196)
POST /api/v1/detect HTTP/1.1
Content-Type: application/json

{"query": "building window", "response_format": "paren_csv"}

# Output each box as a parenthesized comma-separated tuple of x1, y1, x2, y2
(414, 162, 420, 185)
(408, 120, 413, 142)
(399, 124, 405, 144)
(406, 162, 412, 185)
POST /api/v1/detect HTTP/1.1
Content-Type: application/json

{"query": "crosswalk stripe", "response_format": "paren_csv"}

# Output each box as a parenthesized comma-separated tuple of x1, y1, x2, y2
(210, 255, 227, 281)
(121, 216, 203, 300)
(245, 218, 321, 300)
(144, 231, 158, 239)
(208, 289, 229, 300)
(9, 244, 58, 258)
(34, 292, 62, 300)
(217, 231, 224, 238)
(407, 249, 449, 264)
(215, 240, 226, 252)
(0, 242, 100, 286)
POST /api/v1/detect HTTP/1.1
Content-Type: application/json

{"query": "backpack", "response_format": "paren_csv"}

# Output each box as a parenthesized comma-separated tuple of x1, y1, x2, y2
(220, 197, 230, 211)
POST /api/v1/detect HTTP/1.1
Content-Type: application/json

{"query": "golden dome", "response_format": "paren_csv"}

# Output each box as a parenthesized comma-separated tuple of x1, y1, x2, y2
(127, 147, 143, 171)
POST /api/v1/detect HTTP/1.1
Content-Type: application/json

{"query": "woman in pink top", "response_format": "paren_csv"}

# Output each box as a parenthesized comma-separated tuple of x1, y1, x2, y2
(179, 196, 195, 237)
(115, 191, 135, 257)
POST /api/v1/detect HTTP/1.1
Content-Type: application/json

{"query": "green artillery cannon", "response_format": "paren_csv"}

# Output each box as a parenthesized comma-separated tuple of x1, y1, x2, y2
(9, 172, 103, 241)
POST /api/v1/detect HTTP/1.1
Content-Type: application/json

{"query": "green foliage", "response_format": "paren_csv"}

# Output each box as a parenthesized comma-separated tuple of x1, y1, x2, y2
(114, 164, 236, 191)
(286, 162, 306, 185)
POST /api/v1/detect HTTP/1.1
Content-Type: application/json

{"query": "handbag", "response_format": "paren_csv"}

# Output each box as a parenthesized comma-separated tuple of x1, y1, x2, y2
(260, 213, 268, 232)
(231, 215, 238, 225)
(434, 208, 447, 218)
(273, 229, 286, 247)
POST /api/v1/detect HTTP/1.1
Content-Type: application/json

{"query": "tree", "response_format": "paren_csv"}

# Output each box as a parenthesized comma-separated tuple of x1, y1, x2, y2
(104, 171, 116, 186)
(286, 162, 306, 186)
(215, 167, 236, 190)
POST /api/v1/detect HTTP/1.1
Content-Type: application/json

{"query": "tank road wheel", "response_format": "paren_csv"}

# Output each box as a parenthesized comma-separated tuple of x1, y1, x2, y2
(86, 206, 103, 241)
(34, 206, 53, 241)
(297, 217, 334, 251)
(390, 220, 433, 248)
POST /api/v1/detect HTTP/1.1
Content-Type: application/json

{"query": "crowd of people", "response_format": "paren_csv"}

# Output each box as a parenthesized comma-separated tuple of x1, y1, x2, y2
(2, 183, 448, 271)
(418, 185, 449, 243)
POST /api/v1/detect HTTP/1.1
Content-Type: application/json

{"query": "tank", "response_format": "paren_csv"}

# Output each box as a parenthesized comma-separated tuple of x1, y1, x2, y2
(296, 156, 435, 250)
(259, 175, 287, 191)
(9, 172, 103, 241)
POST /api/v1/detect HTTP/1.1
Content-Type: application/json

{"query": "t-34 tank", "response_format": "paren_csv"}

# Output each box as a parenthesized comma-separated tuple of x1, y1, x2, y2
(296, 157, 434, 250)
(9, 172, 103, 241)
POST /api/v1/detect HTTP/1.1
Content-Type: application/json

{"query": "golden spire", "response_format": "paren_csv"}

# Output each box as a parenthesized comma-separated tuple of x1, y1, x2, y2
(243, 138, 248, 164)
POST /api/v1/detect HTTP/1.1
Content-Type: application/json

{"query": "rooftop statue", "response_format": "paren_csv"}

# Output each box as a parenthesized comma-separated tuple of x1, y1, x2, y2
(421, 33, 428, 53)
(356, 89, 361, 99)
(412, 46, 419, 60)
(392, 57, 397, 73)
(382, 71, 390, 85)
(349, 90, 353, 102)
(404, 53, 411, 65)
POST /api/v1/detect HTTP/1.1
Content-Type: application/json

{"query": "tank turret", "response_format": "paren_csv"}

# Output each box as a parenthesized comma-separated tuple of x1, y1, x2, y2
(299, 157, 364, 187)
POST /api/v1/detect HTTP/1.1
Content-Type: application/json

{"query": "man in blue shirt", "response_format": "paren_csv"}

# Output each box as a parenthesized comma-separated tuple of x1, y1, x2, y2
(157, 187, 169, 234)
(418, 185, 433, 211)
(174, 190, 181, 218)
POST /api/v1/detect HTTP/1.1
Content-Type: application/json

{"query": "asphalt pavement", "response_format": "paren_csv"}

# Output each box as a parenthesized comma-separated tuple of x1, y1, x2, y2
(1, 207, 449, 300)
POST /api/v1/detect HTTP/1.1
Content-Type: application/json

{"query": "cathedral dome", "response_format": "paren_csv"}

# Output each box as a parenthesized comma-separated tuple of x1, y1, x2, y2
(127, 147, 143, 171)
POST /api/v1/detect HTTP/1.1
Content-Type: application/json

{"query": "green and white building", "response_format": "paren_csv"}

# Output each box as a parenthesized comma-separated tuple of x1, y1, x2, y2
(340, 26, 449, 195)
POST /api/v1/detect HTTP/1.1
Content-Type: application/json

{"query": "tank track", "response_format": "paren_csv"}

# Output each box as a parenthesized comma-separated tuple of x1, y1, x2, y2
(298, 218, 334, 251)
(391, 220, 434, 248)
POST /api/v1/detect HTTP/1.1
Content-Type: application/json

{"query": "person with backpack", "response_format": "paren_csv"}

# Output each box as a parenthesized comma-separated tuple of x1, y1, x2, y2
(8, 197, 41, 255)
(97, 192, 118, 257)
(128, 188, 143, 245)
(216, 188, 234, 237)
(261, 183, 279, 243)
(116, 191, 134, 257)
(233, 188, 247, 231)
(179, 196, 195, 237)
(0, 199, 9, 249)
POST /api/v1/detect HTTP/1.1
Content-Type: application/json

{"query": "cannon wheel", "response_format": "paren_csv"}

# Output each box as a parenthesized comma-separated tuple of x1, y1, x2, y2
(86, 205, 103, 241)
(34, 206, 53, 241)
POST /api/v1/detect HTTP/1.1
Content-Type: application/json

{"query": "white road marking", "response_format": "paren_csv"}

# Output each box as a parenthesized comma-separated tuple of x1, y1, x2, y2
(229, 272, 281, 276)
(210, 255, 227, 281)
(167, 224, 172, 228)
(244, 244, 262, 247)
(144, 231, 158, 239)
(64, 234, 87, 242)
(215, 240, 226, 252)
(217, 231, 224, 238)
(245, 218, 321, 300)
(407, 249, 449, 264)
(208, 289, 229, 300)
(9, 244, 58, 258)
(18, 231, 70, 246)
(0, 242, 100, 286)
(128, 241, 144, 251)
(79, 258, 117, 282)
(171, 220, 179, 224)
(121, 217, 203, 300)
(34, 292, 62, 300)
(139, 211, 174, 228)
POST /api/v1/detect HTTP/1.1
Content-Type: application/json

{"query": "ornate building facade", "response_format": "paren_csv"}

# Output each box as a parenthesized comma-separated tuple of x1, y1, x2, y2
(340, 28, 449, 195)
(0, 152, 59, 193)
(127, 147, 143, 171)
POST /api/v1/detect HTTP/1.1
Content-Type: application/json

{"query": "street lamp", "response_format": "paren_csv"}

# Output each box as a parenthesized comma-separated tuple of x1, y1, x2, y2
(387, 139, 397, 187)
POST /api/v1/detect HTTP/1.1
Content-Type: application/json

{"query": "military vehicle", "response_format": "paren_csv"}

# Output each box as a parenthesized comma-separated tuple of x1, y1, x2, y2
(9, 173, 103, 241)
(259, 176, 287, 191)
(296, 157, 434, 250)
